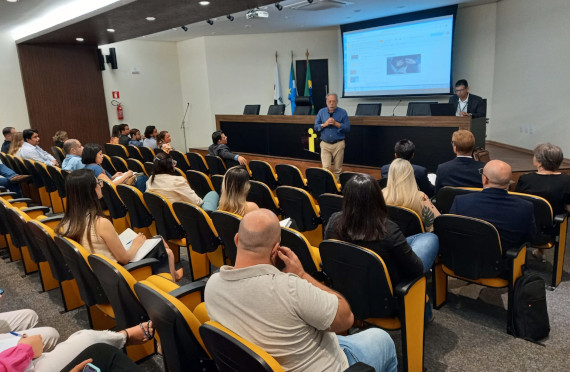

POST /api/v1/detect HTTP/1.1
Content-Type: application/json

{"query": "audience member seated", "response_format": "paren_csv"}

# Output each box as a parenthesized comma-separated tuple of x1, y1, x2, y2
(109, 125, 121, 145)
(0, 160, 30, 197)
(8, 132, 23, 156)
(1, 295, 60, 354)
(143, 125, 158, 149)
(205, 208, 398, 372)
(383, 159, 441, 232)
(450, 160, 536, 252)
(381, 139, 434, 197)
(1, 127, 15, 154)
(325, 173, 439, 286)
(0, 318, 152, 372)
(129, 128, 143, 147)
(56, 169, 181, 281)
(435, 129, 484, 192)
(17, 129, 58, 166)
(218, 165, 258, 217)
(515, 143, 570, 260)
(117, 124, 130, 146)
(109, 136, 119, 145)
(82, 143, 148, 192)
(51, 130, 68, 149)
(208, 130, 247, 165)
(156, 131, 173, 153)
(146, 152, 219, 211)
(61, 139, 85, 172)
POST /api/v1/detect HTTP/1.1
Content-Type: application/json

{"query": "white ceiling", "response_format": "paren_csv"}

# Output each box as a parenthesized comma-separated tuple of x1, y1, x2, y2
(0, 0, 497, 44)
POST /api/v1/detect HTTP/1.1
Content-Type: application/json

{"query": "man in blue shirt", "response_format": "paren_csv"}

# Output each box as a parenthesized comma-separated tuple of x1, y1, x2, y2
(314, 93, 350, 181)
(128, 128, 143, 147)
(61, 139, 85, 171)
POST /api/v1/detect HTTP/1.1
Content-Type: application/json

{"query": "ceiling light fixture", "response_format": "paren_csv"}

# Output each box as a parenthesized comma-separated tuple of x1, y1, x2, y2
(275, 2, 283, 11)
(107, 28, 115, 32)
(181, 25, 188, 32)
(206, 19, 214, 25)
(76, 37, 84, 42)
(226, 15, 234, 21)
(6, 0, 19, 3)
(307, 0, 313, 3)
(145, 17, 156, 21)
(199, 1, 210, 5)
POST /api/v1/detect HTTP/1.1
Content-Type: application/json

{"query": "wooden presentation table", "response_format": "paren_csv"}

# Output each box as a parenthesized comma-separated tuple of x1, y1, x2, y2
(214, 115, 485, 173)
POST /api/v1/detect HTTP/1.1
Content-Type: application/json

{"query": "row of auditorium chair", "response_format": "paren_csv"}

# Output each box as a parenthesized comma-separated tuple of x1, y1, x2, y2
(0, 161, 382, 370)
(2, 148, 565, 370)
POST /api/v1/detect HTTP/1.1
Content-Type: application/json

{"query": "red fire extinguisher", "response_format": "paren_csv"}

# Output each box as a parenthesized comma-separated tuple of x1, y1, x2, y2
(117, 103, 124, 120)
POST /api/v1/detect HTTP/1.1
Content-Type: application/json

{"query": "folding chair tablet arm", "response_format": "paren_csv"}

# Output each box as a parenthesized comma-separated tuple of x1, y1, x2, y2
(144, 275, 206, 311)
(504, 243, 527, 284)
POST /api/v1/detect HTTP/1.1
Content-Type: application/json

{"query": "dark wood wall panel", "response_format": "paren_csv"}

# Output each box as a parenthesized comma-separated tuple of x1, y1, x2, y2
(17, 44, 109, 147)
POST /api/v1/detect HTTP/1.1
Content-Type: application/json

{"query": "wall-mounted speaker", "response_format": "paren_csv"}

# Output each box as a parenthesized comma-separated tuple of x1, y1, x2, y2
(105, 48, 118, 70)
(97, 48, 105, 71)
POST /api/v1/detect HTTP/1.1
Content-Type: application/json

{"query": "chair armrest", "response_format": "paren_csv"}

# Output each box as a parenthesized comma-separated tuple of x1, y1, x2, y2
(554, 213, 567, 224)
(22, 206, 50, 214)
(394, 274, 426, 297)
(8, 198, 33, 205)
(505, 243, 527, 286)
(0, 192, 17, 199)
(170, 281, 206, 311)
(124, 258, 159, 271)
(34, 214, 63, 228)
(169, 281, 206, 299)
(344, 362, 375, 372)
(124, 258, 159, 281)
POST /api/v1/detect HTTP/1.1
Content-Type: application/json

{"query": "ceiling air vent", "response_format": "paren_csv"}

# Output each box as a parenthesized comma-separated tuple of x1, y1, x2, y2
(287, 0, 354, 11)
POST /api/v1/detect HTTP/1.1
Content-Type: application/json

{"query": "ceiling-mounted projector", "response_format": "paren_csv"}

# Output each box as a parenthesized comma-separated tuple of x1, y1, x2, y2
(246, 8, 269, 19)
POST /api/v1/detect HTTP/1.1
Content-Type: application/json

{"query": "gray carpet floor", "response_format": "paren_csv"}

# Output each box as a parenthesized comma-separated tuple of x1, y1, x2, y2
(1, 243, 568, 371)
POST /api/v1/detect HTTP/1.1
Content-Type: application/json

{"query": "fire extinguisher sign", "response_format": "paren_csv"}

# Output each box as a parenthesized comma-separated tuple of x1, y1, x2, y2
(112, 91, 120, 99)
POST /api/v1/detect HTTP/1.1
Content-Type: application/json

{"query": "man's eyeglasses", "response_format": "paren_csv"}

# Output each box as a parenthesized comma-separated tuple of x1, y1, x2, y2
(454, 88, 466, 93)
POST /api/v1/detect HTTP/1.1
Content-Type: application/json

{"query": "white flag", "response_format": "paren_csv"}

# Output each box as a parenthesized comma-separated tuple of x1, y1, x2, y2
(273, 61, 283, 105)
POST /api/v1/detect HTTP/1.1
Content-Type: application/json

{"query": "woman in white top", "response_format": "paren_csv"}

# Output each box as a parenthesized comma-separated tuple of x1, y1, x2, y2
(146, 152, 219, 211)
(383, 158, 440, 232)
(56, 169, 182, 281)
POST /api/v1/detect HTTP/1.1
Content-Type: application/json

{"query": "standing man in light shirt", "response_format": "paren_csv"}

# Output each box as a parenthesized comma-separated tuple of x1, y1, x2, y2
(314, 93, 350, 181)
(448, 79, 486, 118)
(17, 129, 58, 166)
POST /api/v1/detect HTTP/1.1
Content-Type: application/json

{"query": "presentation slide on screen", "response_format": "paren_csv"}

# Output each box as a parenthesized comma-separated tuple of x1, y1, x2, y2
(343, 15, 453, 97)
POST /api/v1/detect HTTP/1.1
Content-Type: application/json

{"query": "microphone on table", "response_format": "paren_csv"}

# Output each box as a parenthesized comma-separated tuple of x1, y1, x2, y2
(392, 99, 402, 116)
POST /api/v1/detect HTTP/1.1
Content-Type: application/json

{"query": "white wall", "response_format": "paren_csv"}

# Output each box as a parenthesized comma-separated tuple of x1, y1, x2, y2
(100, 40, 185, 149)
(0, 31, 29, 131)
(491, 0, 570, 154)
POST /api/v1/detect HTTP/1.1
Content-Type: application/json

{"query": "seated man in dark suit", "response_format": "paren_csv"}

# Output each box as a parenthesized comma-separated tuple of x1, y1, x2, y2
(448, 79, 486, 118)
(435, 129, 484, 192)
(381, 139, 434, 197)
(207, 130, 247, 165)
(449, 160, 535, 251)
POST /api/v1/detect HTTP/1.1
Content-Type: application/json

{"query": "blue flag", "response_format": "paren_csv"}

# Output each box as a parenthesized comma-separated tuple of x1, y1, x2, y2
(288, 61, 297, 114)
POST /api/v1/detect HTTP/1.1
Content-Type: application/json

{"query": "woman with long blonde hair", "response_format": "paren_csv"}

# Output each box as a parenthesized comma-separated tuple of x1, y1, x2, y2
(383, 158, 440, 232)
(8, 132, 24, 155)
(218, 165, 258, 217)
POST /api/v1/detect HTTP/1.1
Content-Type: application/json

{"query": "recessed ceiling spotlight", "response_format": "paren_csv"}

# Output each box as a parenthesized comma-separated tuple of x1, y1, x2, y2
(307, 0, 313, 3)
(76, 37, 84, 42)
(6, 0, 19, 3)
(107, 28, 115, 32)
(145, 17, 156, 21)
(199, 1, 210, 5)
(206, 19, 214, 25)
(227, 15, 234, 21)
(275, 2, 283, 11)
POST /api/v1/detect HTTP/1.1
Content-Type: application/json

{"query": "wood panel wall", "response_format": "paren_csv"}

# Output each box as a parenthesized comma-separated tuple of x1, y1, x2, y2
(17, 44, 110, 148)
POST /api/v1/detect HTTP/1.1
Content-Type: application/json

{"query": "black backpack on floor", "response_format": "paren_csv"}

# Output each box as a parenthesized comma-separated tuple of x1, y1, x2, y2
(510, 272, 550, 342)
